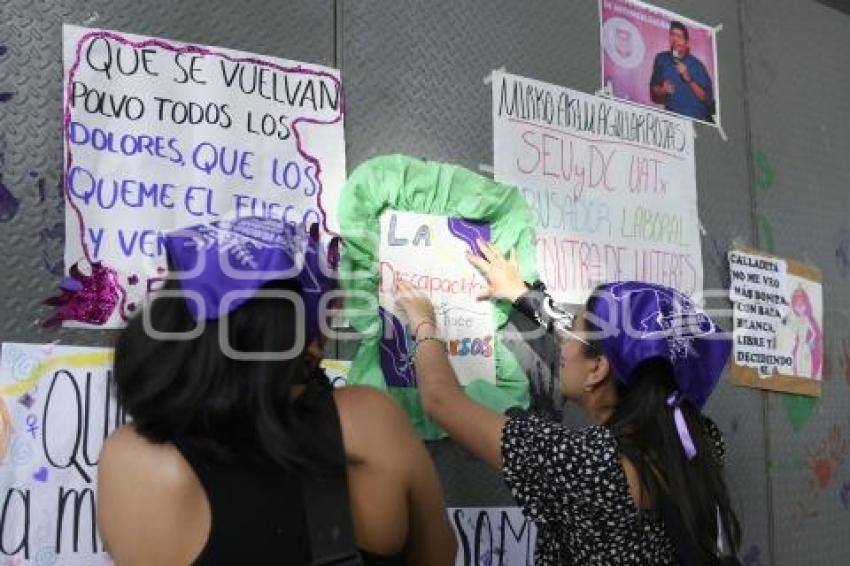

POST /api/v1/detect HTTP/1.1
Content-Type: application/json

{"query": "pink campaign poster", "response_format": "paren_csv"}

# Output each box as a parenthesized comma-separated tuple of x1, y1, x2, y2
(599, 0, 720, 126)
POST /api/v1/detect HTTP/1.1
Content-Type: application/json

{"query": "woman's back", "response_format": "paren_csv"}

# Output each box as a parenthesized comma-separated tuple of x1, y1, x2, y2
(501, 411, 728, 565)
(98, 386, 455, 565)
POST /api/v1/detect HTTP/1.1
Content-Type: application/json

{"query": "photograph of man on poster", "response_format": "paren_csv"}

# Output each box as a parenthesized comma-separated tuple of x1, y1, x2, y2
(649, 21, 715, 122)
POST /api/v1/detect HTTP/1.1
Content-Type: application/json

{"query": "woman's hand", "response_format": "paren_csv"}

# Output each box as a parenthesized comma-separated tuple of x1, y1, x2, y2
(394, 280, 437, 337)
(466, 240, 527, 302)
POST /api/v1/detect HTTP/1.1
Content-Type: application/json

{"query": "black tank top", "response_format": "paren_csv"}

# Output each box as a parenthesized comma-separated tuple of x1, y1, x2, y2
(173, 419, 406, 564)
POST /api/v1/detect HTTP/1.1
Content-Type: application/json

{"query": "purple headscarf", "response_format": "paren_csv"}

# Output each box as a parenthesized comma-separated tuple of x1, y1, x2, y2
(163, 217, 337, 341)
(584, 281, 731, 459)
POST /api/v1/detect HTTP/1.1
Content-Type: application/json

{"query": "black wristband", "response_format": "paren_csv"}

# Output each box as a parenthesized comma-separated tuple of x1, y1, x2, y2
(513, 281, 563, 332)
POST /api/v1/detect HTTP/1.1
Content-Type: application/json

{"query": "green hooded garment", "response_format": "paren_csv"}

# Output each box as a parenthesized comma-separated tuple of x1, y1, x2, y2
(338, 154, 538, 439)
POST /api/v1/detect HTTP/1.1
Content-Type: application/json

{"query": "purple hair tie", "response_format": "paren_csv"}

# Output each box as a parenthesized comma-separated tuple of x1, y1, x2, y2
(667, 391, 697, 461)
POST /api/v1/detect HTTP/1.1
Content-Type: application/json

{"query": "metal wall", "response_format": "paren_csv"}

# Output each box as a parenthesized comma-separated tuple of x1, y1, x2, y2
(741, 0, 850, 563)
(0, 0, 847, 563)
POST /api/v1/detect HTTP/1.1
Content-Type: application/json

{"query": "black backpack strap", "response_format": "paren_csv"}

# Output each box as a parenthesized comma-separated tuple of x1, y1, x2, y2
(301, 470, 362, 565)
(300, 385, 363, 566)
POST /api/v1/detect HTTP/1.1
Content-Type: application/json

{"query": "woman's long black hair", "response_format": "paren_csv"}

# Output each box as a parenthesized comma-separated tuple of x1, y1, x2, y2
(584, 294, 742, 564)
(113, 275, 343, 472)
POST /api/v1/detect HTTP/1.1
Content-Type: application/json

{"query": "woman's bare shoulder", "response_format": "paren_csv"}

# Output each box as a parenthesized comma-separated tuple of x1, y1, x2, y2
(332, 386, 419, 466)
(98, 426, 209, 564)
(99, 425, 195, 487)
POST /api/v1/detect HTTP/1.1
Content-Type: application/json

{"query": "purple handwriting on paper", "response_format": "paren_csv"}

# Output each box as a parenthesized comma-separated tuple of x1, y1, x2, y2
(32, 467, 48, 482)
(62, 31, 345, 324)
(379, 307, 417, 388)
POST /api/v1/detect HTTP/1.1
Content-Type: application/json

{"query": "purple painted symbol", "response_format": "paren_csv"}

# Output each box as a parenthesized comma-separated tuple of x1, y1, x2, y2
(59, 275, 83, 292)
(32, 467, 48, 482)
(379, 307, 417, 388)
(447, 218, 491, 256)
(25, 414, 39, 438)
(17, 393, 35, 409)
(0, 175, 20, 222)
(26, 413, 39, 438)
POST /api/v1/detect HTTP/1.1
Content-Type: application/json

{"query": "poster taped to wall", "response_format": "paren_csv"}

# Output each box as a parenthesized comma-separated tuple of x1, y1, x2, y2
(450, 506, 536, 565)
(58, 25, 346, 328)
(727, 249, 823, 397)
(492, 71, 702, 304)
(378, 211, 495, 387)
(599, 0, 721, 126)
(0, 343, 120, 565)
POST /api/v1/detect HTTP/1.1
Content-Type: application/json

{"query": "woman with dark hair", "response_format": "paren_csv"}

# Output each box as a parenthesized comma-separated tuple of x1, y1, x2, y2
(97, 217, 455, 565)
(394, 240, 741, 565)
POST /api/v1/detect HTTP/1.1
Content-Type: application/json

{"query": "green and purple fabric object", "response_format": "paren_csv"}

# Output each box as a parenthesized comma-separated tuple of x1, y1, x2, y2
(338, 155, 536, 439)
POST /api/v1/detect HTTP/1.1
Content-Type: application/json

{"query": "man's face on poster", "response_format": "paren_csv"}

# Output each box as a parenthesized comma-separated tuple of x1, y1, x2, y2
(669, 27, 688, 54)
(615, 27, 633, 58)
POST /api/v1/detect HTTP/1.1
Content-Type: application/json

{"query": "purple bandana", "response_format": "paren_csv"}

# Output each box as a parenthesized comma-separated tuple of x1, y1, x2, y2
(587, 281, 731, 408)
(586, 282, 731, 460)
(163, 217, 337, 340)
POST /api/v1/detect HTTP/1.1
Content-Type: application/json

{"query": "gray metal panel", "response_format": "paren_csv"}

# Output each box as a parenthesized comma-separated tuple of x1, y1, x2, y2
(0, 0, 335, 349)
(742, 0, 850, 564)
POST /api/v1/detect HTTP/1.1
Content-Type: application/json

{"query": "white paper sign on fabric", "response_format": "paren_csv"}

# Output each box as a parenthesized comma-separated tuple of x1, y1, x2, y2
(60, 25, 346, 328)
(378, 211, 495, 386)
(493, 71, 702, 304)
(0, 343, 120, 565)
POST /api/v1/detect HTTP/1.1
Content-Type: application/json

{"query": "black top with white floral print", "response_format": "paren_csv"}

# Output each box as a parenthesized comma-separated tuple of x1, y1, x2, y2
(501, 413, 726, 565)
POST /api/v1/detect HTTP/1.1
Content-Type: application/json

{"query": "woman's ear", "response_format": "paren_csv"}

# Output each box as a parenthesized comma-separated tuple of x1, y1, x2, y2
(584, 354, 611, 389)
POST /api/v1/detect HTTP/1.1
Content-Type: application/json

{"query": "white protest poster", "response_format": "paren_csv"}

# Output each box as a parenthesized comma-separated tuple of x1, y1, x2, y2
(450, 507, 536, 566)
(57, 25, 345, 328)
(728, 250, 823, 396)
(492, 71, 701, 304)
(378, 211, 495, 387)
(0, 343, 120, 565)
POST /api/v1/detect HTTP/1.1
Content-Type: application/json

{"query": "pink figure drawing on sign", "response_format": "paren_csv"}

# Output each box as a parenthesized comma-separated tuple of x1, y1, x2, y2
(788, 286, 823, 378)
